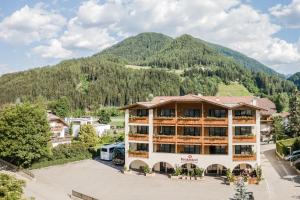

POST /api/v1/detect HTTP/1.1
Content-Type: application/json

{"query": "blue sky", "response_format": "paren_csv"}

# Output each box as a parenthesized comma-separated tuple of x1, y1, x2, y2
(0, 0, 300, 75)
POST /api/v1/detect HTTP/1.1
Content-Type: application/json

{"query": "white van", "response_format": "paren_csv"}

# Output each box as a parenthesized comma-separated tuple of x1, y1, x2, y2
(100, 143, 123, 161)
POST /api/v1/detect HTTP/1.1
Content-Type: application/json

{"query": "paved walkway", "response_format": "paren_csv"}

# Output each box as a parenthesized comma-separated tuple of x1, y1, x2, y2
(23, 144, 300, 200)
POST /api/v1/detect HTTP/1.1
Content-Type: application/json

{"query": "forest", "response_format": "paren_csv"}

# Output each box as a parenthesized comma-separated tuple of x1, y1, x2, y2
(0, 32, 296, 112)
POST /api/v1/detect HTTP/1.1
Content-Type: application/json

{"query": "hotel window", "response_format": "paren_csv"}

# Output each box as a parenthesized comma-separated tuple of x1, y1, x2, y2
(183, 127, 201, 136)
(136, 109, 148, 117)
(235, 126, 252, 136)
(184, 109, 201, 117)
(183, 145, 200, 154)
(234, 145, 253, 155)
(158, 108, 175, 117)
(208, 127, 227, 136)
(209, 146, 227, 154)
(208, 109, 226, 118)
(234, 110, 253, 117)
(158, 144, 175, 153)
(137, 126, 148, 134)
(137, 143, 148, 151)
(159, 126, 175, 135)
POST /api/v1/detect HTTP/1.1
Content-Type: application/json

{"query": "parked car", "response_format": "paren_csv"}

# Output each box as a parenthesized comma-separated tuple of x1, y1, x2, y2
(284, 150, 300, 161)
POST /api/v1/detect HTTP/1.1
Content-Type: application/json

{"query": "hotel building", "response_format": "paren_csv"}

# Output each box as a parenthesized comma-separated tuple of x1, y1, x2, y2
(121, 95, 274, 175)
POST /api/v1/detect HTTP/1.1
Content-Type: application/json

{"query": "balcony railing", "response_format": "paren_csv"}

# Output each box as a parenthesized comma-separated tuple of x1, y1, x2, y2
(203, 117, 228, 126)
(176, 135, 202, 145)
(128, 133, 149, 141)
(177, 117, 202, 125)
(233, 135, 256, 143)
(233, 154, 256, 161)
(153, 117, 176, 125)
(129, 116, 149, 124)
(203, 136, 228, 144)
(51, 135, 72, 143)
(128, 151, 149, 158)
(233, 117, 256, 124)
(153, 135, 176, 144)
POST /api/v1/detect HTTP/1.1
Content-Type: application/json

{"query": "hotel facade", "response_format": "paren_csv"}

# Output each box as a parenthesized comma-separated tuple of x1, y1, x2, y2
(122, 95, 274, 175)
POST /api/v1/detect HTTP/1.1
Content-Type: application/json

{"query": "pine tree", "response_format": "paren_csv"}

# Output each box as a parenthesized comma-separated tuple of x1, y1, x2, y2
(288, 91, 300, 137)
(233, 179, 250, 200)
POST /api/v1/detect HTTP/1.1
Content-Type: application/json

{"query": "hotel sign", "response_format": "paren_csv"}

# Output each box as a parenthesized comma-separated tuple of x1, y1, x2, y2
(181, 155, 198, 163)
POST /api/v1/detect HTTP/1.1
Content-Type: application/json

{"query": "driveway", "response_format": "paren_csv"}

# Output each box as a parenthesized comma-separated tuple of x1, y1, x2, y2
(23, 144, 300, 200)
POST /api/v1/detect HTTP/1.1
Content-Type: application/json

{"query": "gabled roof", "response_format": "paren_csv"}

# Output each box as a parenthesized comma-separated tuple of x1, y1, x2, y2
(47, 113, 68, 126)
(120, 94, 271, 112)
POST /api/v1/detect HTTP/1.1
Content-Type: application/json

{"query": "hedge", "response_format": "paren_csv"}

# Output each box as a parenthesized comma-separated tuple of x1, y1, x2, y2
(276, 137, 300, 156)
(30, 142, 95, 169)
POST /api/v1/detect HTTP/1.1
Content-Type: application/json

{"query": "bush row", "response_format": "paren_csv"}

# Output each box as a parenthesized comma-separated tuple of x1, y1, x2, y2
(276, 137, 300, 156)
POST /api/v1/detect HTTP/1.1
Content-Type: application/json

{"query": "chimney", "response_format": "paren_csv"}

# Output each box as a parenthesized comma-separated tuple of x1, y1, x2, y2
(251, 98, 257, 106)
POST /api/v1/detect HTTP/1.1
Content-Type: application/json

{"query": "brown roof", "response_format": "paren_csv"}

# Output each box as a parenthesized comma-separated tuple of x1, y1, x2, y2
(121, 94, 273, 113)
(47, 113, 68, 126)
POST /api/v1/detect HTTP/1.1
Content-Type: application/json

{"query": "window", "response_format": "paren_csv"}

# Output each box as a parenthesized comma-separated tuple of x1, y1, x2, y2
(234, 145, 253, 155)
(109, 148, 115, 153)
(182, 145, 200, 154)
(235, 126, 252, 136)
(158, 108, 175, 117)
(208, 127, 227, 136)
(209, 146, 227, 154)
(158, 144, 175, 153)
(137, 126, 148, 134)
(159, 126, 175, 135)
(183, 127, 201, 136)
(136, 109, 148, 117)
(137, 143, 148, 151)
(101, 148, 107, 152)
(208, 109, 226, 118)
(184, 109, 200, 117)
(234, 110, 253, 117)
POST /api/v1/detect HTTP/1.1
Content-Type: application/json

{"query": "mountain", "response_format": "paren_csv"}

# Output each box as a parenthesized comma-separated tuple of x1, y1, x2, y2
(0, 32, 296, 110)
(288, 72, 300, 89)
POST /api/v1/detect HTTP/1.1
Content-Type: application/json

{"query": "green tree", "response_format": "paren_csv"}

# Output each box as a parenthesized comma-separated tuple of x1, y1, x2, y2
(49, 96, 70, 118)
(274, 93, 289, 112)
(271, 116, 286, 142)
(78, 124, 98, 147)
(0, 173, 26, 200)
(292, 138, 300, 151)
(98, 110, 111, 124)
(0, 103, 51, 167)
(233, 180, 251, 200)
(288, 91, 300, 137)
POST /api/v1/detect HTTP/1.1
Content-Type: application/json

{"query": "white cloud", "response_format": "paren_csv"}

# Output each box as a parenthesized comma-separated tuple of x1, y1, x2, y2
(269, 0, 300, 28)
(0, 4, 66, 44)
(32, 39, 72, 59)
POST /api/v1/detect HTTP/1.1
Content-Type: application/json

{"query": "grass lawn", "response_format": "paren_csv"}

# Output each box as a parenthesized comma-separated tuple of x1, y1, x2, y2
(217, 82, 251, 96)
(109, 115, 125, 127)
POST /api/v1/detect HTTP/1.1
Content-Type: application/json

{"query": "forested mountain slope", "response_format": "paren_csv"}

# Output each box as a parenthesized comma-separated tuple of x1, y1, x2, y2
(288, 72, 300, 90)
(0, 32, 296, 110)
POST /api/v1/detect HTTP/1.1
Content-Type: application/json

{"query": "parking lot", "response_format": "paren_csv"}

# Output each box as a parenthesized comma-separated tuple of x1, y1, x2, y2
(24, 144, 300, 200)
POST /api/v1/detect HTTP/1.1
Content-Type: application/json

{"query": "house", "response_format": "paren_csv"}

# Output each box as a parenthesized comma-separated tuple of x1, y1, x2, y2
(47, 112, 71, 147)
(121, 94, 275, 175)
(65, 117, 111, 137)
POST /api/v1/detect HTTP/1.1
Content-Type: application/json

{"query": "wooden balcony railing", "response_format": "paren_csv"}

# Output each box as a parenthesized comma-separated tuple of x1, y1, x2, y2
(233, 154, 256, 161)
(233, 117, 256, 124)
(153, 117, 176, 125)
(51, 135, 72, 143)
(233, 135, 256, 143)
(203, 136, 228, 144)
(128, 133, 149, 141)
(177, 117, 202, 125)
(153, 135, 176, 143)
(129, 117, 149, 124)
(128, 151, 149, 158)
(176, 135, 202, 145)
(203, 118, 228, 126)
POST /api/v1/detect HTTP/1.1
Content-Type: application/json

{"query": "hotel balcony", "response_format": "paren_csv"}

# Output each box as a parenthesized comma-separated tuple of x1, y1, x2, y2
(203, 117, 228, 126)
(233, 116, 256, 124)
(176, 135, 202, 145)
(233, 135, 256, 143)
(128, 133, 149, 141)
(203, 136, 228, 145)
(233, 154, 256, 161)
(128, 151, 149, 158)
(128, 125, 149, 141)
(129, 108, 149, 124)
(177, 117, 202, 125)
(153, 135, 176, 144)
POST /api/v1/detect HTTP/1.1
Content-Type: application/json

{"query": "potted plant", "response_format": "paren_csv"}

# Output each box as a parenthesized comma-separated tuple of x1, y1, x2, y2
(170, 166, 182, 179)
(194, 167, 204, 180)
(143, 166, 154, 176)
(256, 166, 263, 185)
(242, 174, 249, 185)
(226, 169, 234, 185)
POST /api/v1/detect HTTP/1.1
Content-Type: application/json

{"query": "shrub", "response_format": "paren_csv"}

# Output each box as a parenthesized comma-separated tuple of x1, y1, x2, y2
(142, 166, 150, 174)
(292, 138, 300, 152)
(0, 173, 26, 199)
(226, 169, 234, 182)
(173, 166, 182, 176)
(256, 166, 263, 182)
(194, 167, 204, 177)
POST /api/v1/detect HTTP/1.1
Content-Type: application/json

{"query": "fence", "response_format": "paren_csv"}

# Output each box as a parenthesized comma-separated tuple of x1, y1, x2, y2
(72, 190, 99, 200)
(0, 158, 35, 179)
